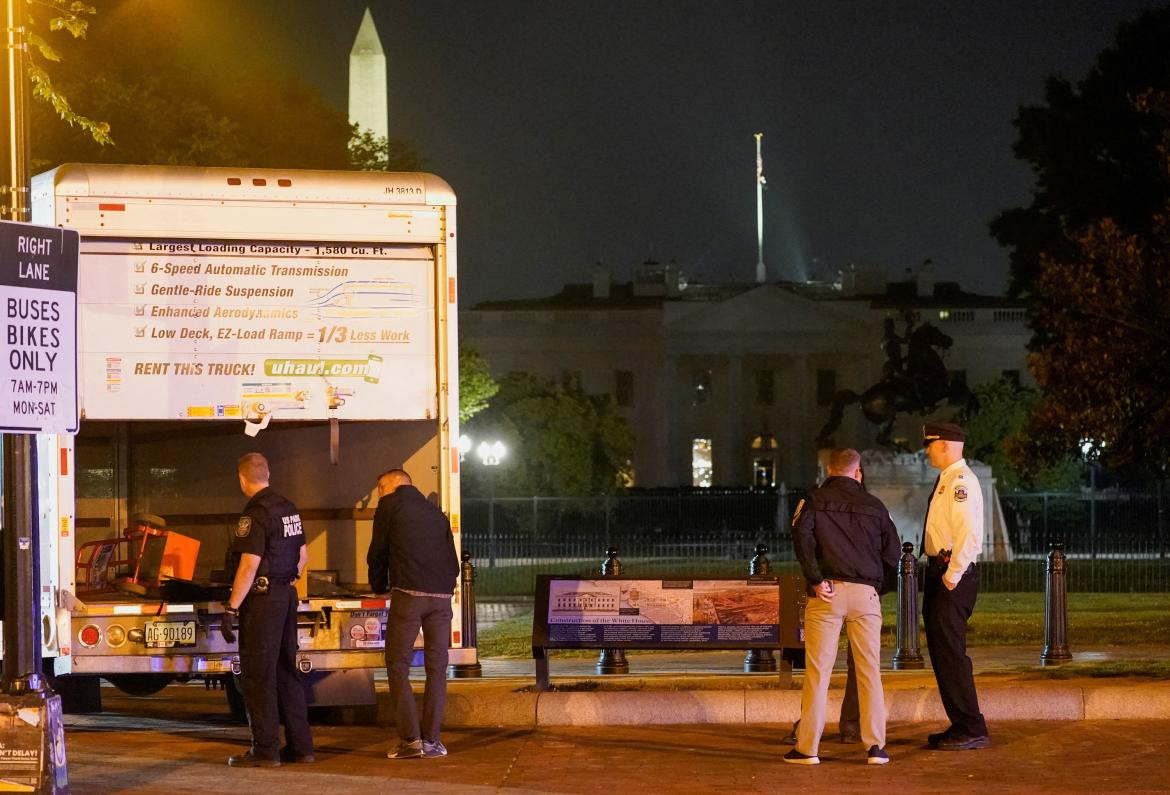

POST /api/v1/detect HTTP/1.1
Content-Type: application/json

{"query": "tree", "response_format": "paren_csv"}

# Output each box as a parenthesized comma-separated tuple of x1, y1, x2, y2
(461, 373, 635, 496)
(1008, 209, 1170, 475)
(28, 4, 424, 172)
(349, 128, 425, 173)
(961, 378, 1079, 490)
(25, 0, 111, 146)
(990, 6, 1170, 298)
(458, 343, 498, 423)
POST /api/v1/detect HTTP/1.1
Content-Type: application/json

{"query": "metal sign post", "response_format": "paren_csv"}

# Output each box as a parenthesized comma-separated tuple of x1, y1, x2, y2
(1, 0, 74, 789)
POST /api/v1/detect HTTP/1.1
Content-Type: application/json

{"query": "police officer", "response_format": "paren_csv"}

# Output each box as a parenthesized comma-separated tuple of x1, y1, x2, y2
(921, 422, 991, 750)
(224, 452, 314, 767)
(784, 448, 901, 766)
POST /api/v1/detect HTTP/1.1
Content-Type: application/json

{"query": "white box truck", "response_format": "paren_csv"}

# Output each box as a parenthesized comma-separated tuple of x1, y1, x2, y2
(24, 163, 471, 709)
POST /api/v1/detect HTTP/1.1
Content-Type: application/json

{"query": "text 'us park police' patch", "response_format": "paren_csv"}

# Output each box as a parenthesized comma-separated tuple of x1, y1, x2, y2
(954, 485, 968, 503)
(236, 516, 252, 538)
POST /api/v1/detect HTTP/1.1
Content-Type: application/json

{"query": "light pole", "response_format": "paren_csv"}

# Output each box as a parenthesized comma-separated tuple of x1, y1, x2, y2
(471, 439, 506, 567)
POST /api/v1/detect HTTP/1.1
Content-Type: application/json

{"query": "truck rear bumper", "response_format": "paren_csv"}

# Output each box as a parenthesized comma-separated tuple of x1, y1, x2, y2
(68, 646, 478, 674)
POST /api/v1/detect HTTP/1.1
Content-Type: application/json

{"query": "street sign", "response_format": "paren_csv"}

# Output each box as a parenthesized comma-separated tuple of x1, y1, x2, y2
(0, 219, 79, 433)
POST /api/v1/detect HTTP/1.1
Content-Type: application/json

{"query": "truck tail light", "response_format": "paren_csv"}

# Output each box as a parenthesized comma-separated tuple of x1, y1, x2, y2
(79, 625, 101, 648)
(105, 625, 127, 648)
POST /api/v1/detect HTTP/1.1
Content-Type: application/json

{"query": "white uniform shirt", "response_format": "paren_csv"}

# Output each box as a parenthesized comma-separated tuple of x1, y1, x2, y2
(924, 458, 984, 587)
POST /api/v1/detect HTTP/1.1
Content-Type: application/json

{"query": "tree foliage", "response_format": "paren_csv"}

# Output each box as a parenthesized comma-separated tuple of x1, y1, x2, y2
(24, 0, 111, 145)
(961, 378, 1079, 490)
(349, 128, 425, 173)
(458, 342, 499, 423)
(29, 4, 423, 173)
(990, 6, 1170, 298)
(1008, 209, 1170, 475)
(461, 373, 635, 496)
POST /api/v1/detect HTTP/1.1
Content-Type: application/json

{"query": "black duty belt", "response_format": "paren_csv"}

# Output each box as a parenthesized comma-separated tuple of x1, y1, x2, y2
(926, 550, 952, 566)
(251, 575, 294, 594)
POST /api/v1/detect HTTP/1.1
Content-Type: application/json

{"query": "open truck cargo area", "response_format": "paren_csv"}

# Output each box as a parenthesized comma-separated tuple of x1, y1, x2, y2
(17, 164, 469, 708)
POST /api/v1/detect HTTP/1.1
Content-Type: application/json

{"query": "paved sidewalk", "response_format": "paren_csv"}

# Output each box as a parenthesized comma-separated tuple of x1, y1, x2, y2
(64, 709, 1170, 794)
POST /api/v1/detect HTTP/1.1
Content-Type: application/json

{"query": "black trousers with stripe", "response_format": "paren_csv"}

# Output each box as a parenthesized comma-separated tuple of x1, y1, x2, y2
(923, 564, 988, 738)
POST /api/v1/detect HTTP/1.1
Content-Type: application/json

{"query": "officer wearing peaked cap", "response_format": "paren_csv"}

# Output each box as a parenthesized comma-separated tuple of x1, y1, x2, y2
(921, 422, 990, 751)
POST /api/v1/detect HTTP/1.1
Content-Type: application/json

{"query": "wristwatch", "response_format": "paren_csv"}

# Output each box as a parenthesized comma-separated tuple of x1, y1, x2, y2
(224, 604, 239, 616)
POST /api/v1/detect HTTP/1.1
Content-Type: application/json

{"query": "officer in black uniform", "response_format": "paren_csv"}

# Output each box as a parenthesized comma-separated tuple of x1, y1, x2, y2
(224, 452, 314, 768)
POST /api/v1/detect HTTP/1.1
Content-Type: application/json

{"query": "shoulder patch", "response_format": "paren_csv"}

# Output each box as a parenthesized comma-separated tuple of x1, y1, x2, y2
(953, 485, 968, 503)
(791, 498, 806, 527)
(235, 516, 252, 538)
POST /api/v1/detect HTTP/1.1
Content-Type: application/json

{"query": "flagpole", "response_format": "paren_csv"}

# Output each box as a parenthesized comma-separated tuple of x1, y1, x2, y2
(755, 132, 765, 284)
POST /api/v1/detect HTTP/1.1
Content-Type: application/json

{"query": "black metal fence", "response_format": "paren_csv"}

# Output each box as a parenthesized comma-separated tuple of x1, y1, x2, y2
(461, 486, 1170, 596)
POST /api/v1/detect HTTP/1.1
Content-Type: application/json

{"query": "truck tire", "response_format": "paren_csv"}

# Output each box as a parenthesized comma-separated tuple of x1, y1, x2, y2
(106, 674, 173, 696)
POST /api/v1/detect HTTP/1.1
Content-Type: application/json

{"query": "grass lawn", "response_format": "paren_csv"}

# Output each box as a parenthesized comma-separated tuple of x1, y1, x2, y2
(477, 592, 1170, 659)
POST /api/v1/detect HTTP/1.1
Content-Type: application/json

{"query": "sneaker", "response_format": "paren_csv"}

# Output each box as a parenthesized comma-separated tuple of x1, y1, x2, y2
(227, 750, 280, 768)
(935, 733, 991, 751)
(782, 748, 819, 765)
(388, 739, 423, 759)
(422, 740, 448, 758)
(927, 728, 955, 748)
(867, 745, 890, 765)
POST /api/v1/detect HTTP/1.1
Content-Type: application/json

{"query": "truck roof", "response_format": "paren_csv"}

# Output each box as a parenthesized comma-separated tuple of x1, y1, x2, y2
(34, 163, 456, 206)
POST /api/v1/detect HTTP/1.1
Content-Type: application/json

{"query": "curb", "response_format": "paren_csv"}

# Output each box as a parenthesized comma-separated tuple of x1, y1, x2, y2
(415, 680, 1170, 728)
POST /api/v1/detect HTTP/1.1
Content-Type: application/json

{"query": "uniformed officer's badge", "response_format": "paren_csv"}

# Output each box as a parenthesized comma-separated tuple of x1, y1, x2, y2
(954, 485, 968, 502)
(791, 498, 806, 527)
(235, 516, 252, 537)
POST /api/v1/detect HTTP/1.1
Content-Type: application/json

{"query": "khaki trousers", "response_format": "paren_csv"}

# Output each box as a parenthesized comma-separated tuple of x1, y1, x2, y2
(795, 581, 886, 755)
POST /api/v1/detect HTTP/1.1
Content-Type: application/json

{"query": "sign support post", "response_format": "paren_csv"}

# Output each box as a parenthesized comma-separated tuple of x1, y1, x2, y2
(1, 0, 74, 788)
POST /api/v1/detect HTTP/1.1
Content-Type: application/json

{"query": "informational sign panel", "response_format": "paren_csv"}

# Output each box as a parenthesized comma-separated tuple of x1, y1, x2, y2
(0, 220, 79, 434)
(76, 238, 436, 421)
(533, 575, 805, 649)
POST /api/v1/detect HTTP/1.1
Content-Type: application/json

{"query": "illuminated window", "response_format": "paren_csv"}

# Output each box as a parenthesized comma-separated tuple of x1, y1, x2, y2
(691, 438, 713, 487)
(750, 434, 777, 488)
(753, 457, 776, 488)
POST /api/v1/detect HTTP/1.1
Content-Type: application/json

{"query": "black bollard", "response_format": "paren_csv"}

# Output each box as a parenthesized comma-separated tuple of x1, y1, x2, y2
(449, 552, 483, 678)
(745, 544, 779, 672)
(892, 541, 925, 670)
(596, 547, 629, 675)
(1041, 540, 1073, 666)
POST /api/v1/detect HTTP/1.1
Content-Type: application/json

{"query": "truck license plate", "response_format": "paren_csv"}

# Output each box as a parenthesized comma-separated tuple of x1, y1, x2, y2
(145, 620, 196, 648)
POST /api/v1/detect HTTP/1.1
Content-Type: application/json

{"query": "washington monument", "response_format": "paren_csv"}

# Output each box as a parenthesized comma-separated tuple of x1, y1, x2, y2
(349, 7, 388, 141)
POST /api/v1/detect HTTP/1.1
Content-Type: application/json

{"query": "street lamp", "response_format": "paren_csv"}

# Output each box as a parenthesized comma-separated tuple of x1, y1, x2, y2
(476, 440, 506, 467)
(464, 438, 506, 566)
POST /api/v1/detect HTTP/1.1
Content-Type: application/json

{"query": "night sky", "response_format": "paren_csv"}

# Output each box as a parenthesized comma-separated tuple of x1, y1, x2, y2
(183, 0, 1159, 304)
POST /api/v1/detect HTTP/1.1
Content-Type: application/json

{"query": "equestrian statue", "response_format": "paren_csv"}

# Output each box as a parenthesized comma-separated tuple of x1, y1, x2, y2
(816, 309, 968, 450)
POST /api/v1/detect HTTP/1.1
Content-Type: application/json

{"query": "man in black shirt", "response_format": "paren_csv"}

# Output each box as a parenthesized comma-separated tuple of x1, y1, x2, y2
(784, 448, 901, 766)
(367, 468, 459, 760)
(224, 452, 313, 768)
